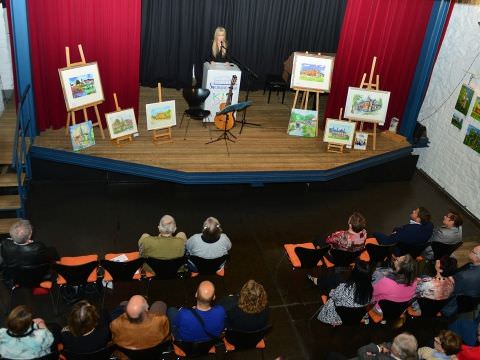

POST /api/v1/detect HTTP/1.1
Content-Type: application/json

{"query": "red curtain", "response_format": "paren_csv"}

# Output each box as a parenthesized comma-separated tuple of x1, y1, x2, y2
(27, 0, 141, 131)
(324, 0, 434, 129)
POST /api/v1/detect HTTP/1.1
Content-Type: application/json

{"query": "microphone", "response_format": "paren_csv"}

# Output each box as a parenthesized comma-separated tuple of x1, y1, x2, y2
(220, 41, 224, 49)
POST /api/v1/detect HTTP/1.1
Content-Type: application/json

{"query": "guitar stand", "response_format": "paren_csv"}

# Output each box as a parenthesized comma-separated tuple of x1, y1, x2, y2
(206, 128, 236, 144)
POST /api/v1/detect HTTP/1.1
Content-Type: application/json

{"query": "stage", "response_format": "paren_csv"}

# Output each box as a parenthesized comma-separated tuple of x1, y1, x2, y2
(29, 87, 412, 184)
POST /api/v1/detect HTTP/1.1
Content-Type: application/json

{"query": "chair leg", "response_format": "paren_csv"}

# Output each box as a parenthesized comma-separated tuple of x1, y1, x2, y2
(179, 112, 186, 128)
(281, 89, 286, 104)
(310, 304, 322, 321)
(267, 89, 272, 104)
(49, 288, 57, 315)
(184, 116, 191, 140)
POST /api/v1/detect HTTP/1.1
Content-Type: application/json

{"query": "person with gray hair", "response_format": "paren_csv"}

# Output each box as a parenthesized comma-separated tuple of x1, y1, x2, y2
(138, 215, 187, 273)
(1, 220, 58, 285)
(356, 332, 418, 359)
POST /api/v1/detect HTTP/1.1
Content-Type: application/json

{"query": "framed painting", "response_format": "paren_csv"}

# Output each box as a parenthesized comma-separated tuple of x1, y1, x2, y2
(451, 110, 465, 130)
(58, 62, 104, 111)
(105, 108, 138, 139)
(353, 132, 368, 150)
(290, 52, 334, 92)
(463, 124, 480, 154)
(470, 95, 480, 122)
(287, 108, 318, 137)
(344, 87, 391, 124)
(323, 118, 356, 146)
(146, 100, 176, 130)
(69, 120, 95, 151)
(455, 84, 474, 116)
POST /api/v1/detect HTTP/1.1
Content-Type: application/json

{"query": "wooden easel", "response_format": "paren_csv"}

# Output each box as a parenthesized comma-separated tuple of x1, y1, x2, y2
(326, 107, 348, 153)
(151, 83, 173, 143)
(110, 93, 133, 145)
(64, 45, 105, 139)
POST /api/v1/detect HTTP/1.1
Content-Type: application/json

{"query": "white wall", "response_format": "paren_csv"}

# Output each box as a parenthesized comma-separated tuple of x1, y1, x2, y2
(0, 6, 14, 115)
(415, 2, 480, 219)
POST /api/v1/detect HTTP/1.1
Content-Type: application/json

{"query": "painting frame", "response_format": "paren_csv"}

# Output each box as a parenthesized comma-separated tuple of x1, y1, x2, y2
(105, 108, 138, 140)
(455, 84, 474, 116)
(69, 120, 95, 151)
(344, 87, 391, 124)
(58, 62, 104, 111)
(290, 52, 334, 92)
(353, 132, 368, 150)
(287, 108, 318, 137)
(463, 124, 480, 154)
(323, 118, 356, 146)
(146, 100, 177, 130)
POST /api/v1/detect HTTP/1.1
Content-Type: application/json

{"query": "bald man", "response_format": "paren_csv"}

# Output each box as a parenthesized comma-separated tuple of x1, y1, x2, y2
(167, 281, 225, 341)
(110, 295, 169, 351)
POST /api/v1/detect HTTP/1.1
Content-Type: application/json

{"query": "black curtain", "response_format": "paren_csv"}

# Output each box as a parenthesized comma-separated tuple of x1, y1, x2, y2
(140, 0, 347, 89)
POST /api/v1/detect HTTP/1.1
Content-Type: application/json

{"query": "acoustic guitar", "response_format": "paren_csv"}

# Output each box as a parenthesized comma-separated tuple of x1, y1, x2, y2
(214, 75, 237, 131)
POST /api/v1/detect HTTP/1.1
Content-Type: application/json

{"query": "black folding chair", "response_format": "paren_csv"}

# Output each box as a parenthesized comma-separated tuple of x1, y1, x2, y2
(416, 297, 448, 318)
(325, 249, 363, 268)
(179, 88, 211, 140)
(63, 345, 114, 360)
(336, 306, 369, 325)
(378, 299, 410, 324)
(431, 241, 463, 260)
(188, 255, 229, 276)
(223, 325, 272, 359)
(456, 295, 480, 318)
(365, 243, 396, 266)
(396, 243, 429, 258)
(173, 338, 220, 358)
(117, 339, 172, 360)
(145, 257, 188, 300)
(294, 246, 330, 268)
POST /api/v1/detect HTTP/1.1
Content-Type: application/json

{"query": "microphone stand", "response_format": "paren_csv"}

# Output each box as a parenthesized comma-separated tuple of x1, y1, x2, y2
(220, 44, 260, 134)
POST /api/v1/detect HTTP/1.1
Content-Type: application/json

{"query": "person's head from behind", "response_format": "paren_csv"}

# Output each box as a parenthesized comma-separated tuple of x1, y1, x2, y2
(393, 254, 417, 285)
(435, 256, 457, 277)
(348, 212, 366, 233)
(410, 206, 431, 224)
(433, 330, 461, 355)
(126, 295, 149, 324)
(158, 214, 177, 236)
(9, 220, 32, 245)
(238, 280, 268, 314)
(7, 305, 33, 336)
(68, 300, 99, 337)
(469, 245, 480, 265)
(347, 260, 373, 305)
(196, 281, 215, 308)
(202, 217, 222, 243)
(390, 333, 418, 360)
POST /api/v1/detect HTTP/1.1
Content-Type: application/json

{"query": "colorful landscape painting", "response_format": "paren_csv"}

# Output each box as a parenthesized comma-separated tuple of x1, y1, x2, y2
(463, 124, 480, 154)
(344, 87, 390, 124)
(323, 119, 356, 146)
(299, 63, 325, 83)
(455, 84, 474, 116)
(69, 120, 95, 151)
(69, 74, 97, 98)
(470, 96, 480, 122)
(105, 108, 138, 139)
(451, 110, 464, 130)
(287, 109, 318, 137)
(146, 100, 176, 130)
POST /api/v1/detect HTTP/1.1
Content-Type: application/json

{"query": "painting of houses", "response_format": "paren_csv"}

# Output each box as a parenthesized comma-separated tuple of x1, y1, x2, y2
(291, 52, 334, 92)
(323, 119, 356, 146)
(69, 74, 97, 98)
(69, 120, 95, 151)
(146, 100, 177, 130)
(287, 109, 318, 137)
(344, 87, 391, 124)
(105, 108, 138, 139)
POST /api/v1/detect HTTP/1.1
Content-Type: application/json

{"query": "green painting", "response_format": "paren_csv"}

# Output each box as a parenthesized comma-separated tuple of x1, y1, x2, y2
(287, 109, 318, 137)
(451, 112, 464, 130)
(463, 124, 480, 154)
(455, 84, 474, 116)
(470, 96, 480, 122)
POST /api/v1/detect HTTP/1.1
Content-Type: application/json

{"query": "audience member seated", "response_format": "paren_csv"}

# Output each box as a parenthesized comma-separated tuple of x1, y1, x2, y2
(186, 217, 231, 271)
(1, 220, 58, 285)
(61, 300, 111, 354)
(423, 210, 463, 260)
(449, 313, 480, 347)
(417, 330, 461, 360)
(0, 305, 54, 359)
(371, 254, 417, 316)
(110, 295, 169, 352)
(373, 207, 433, 247)
(167, 280, 225, 341)
(457, 323, 480, 360)
(317, 260, 373, 326)
(442, 245, 480, 317)
(219, 280, 269, 331)
(139, 214, 187, 273)
(324, 212, 367, 252)
(411, 256, 457, 315)
(356, 332, 418, 359)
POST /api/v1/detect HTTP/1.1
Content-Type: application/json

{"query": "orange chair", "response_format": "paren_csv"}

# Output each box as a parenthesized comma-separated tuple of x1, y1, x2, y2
(223, 325, 272, 359)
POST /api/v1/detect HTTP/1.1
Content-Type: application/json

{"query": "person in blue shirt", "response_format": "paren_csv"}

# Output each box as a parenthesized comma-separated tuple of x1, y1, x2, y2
(167, 281, 225, 341)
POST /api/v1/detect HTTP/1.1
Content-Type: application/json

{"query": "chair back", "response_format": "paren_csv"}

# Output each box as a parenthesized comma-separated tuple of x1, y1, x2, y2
(54, 261, 98, 286)
(328, 249, 362, 267)
(378, 300, 410, 322)
(146, 257, 187, 279)
(5, 263, 52, 288)
(336, 306, 368, 325)
(189, 255, 229, 275)
(182, 88, 210, 108)
(100, 257, 145, 281)
(117, 340, 171, 360)
(365, 243, 396, 265)
(396, 243, 428, 258)
(294, 246, 329, 268)
(431, 241, 463, 260)
(224, 325, 272, 350)
(456, 295, 480, 314)
(63, 346, 113, 360)
(3, 352, 59, 360)
(173, 338, 218, 357)
(417, 298, 448, 318)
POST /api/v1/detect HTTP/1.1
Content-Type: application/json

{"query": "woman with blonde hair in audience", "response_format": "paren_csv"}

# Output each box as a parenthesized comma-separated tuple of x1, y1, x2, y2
(0, 305, 54, 359)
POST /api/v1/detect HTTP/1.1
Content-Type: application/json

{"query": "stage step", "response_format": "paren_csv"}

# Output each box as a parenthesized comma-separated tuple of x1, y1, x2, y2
(0, 218, 20, 234)
(0, 172, 25, 187)
(0, 195, 21, 211)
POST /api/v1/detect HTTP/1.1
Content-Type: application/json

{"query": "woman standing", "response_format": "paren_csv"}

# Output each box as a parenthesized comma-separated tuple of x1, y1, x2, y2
(211, 27, 229, 63)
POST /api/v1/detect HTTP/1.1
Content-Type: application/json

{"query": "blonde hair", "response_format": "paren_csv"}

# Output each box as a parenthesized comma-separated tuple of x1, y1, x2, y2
(238, 280, 268, 314)
(212, 27, 227, 58)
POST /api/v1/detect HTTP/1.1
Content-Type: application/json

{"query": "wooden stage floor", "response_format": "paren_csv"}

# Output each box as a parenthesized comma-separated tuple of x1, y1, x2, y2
(29, 88, 411, 183)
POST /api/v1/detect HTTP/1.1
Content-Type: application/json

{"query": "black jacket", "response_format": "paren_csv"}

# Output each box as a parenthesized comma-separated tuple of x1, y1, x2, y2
(1, 239, 52, 268)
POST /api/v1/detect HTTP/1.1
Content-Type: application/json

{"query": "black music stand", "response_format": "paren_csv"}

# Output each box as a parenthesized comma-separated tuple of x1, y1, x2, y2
(206, 105, 238, 146)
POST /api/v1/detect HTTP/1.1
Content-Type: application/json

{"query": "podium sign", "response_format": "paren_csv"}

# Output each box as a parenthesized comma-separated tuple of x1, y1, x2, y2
(202, 62, 242, 122)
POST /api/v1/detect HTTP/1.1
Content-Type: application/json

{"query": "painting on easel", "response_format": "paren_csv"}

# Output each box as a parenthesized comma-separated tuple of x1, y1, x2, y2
(69, 120, 95, 151)
(146, 100, 176, 130)
(105, 108, 138, 140)
(290, 53, 334, 92)
(323, 119, 356, 146)
(59, 62, 104, 110)
(344, 87, 390, 125)
(287, 109, 318, 137)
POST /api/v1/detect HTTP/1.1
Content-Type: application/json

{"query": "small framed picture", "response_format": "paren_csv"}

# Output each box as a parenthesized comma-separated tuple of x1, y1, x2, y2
(287, 108, 318, 137)
(146, 100, 176, 130)
(323, 119, 356, 146)
(69, 120, 95, 151)
(353, 132, 368, 150)
(105, 108, 138, 139)
(344, 87, 391, 125)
